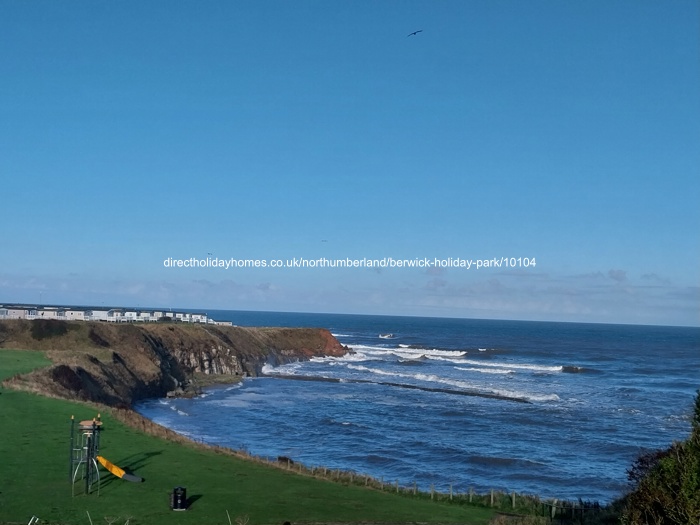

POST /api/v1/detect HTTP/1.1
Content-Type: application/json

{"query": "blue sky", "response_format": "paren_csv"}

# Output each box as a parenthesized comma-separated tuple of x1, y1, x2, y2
(1, 1, 698, 326)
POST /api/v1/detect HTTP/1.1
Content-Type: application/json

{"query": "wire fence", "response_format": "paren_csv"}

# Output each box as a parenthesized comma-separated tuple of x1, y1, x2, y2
(263, 453, 606, 522)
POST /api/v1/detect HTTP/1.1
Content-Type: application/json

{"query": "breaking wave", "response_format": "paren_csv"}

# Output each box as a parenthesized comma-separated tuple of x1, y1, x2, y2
(454, 366, 515, 375)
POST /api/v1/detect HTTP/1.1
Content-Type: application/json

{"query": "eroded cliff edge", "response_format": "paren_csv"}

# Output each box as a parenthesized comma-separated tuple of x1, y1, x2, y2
(0, 319, 348, 407)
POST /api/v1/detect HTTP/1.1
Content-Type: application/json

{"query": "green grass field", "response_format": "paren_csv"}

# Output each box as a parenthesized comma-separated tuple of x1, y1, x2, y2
(0, 349, 494, 525)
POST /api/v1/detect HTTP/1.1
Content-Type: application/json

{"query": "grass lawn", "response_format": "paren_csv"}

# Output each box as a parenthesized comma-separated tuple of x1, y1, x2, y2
(0, 349, 495, 525)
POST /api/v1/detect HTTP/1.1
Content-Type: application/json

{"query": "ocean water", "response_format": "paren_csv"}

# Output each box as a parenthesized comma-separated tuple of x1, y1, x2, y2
(135, 311, 699, 503)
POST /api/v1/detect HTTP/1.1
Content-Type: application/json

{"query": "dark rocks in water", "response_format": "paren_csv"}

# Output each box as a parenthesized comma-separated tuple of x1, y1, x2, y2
(166, 387, 185, 398)
(563, 366, 583, 373)
(562, 365, 598, 374)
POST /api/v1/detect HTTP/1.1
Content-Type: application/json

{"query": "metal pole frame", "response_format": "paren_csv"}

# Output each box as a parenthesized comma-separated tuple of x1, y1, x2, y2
(68, 415, 75, 482)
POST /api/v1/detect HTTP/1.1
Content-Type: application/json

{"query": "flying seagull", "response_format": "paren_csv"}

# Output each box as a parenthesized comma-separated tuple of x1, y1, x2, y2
(407, 30, 423, 37)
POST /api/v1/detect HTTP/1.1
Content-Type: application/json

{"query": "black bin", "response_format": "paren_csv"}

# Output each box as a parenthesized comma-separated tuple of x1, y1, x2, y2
(171, 486, 187, 511)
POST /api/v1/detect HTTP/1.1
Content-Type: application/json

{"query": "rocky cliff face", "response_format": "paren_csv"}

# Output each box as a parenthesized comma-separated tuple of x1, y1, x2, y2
(0, 319, 348, 407)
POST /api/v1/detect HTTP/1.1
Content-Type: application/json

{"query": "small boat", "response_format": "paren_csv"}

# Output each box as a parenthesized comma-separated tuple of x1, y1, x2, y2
(378, 333, 394, 339)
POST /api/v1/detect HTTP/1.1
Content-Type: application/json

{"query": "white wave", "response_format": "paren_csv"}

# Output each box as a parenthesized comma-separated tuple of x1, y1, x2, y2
(169, 406, 188, 416)
(390, 348, 467, 359)
(331, 333, 352, 337)
(345, 364, 558, 403)
(348, 344, 466, 358)
(491, 389, 561, 402)
(454, 366, 515, 375)
(398, 355, 428, 362)
(417, 355, 470, 364)
(346, 364, 477, 389)
(310, 352, 371, 363)
(348, 344, 396, 353)
(414, 348, 467, 357)
(346, 364, 397, 376)
(398, 344, 411, 348)
(479, 348, 487, 352)
(261, 363, 278, 374)
(262, 361, 309, 374)
(453, 358, 562, 373)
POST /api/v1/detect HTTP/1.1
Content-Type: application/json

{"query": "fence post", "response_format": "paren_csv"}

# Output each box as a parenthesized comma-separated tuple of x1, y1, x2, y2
(469, 486, 473, 503)
(396, 480, 399, 493)
(431, 484, 435, 500)
(450, 484, 453, 500)
(413, 481, 417, 495)
(512, 491, 515, 509)
(490, 489, 494, 507)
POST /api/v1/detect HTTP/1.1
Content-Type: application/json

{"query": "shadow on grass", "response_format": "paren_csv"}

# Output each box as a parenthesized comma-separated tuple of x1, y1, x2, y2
(98, 450, 162, 489)
(115, 450, 163, 471)
(187, 494, 203, 509)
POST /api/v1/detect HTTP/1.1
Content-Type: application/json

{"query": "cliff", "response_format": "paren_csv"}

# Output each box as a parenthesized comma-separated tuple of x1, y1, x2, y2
(0, 319, 348, 407)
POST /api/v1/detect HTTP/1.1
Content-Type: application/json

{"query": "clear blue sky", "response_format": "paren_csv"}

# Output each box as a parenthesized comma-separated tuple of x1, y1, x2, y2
(1, 1, 698, 326)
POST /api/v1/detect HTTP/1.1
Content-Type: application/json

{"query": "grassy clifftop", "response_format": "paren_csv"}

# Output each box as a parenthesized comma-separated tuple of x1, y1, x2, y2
(0, 319, 348, 407)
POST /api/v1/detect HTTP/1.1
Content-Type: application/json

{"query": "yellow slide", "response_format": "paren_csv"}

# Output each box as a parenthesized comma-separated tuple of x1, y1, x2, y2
(96, 455, 143, 483)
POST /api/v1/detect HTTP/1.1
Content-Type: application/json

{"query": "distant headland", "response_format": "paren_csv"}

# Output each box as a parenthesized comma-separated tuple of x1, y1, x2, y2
(0, 316, 349, 407)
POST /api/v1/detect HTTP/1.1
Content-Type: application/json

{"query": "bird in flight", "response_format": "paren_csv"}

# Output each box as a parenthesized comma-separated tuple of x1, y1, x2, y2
(407, 30, 423, 37)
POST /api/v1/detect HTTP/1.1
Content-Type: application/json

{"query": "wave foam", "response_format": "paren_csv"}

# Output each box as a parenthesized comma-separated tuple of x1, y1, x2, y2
(169, 405, 189, 416)
(455, 359, 562, 373)
(261, 363, 278, 374)
(454, 366, 515, 375)
(392, 349, 467, 359)
(345, 364, 557, 403)
(349, 344, 466, 358)
(310, 352, 372, 363)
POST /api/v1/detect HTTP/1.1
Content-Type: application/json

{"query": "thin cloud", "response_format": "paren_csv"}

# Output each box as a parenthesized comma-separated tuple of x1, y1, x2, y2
(641, 273, 671, 285)
(1, 269, 698, 326)
(570, 271, 606, 280)
(426, 266, 446, 276)
(608, 269, 627, 282)
(424, 278, 447, 290)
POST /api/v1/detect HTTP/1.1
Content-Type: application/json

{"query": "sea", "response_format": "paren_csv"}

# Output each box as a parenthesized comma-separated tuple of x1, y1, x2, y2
(134, 311, 700, 504)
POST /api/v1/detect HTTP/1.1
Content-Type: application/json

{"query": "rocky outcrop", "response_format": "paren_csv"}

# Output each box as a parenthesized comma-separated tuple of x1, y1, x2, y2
(0, 320, 349, 407)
